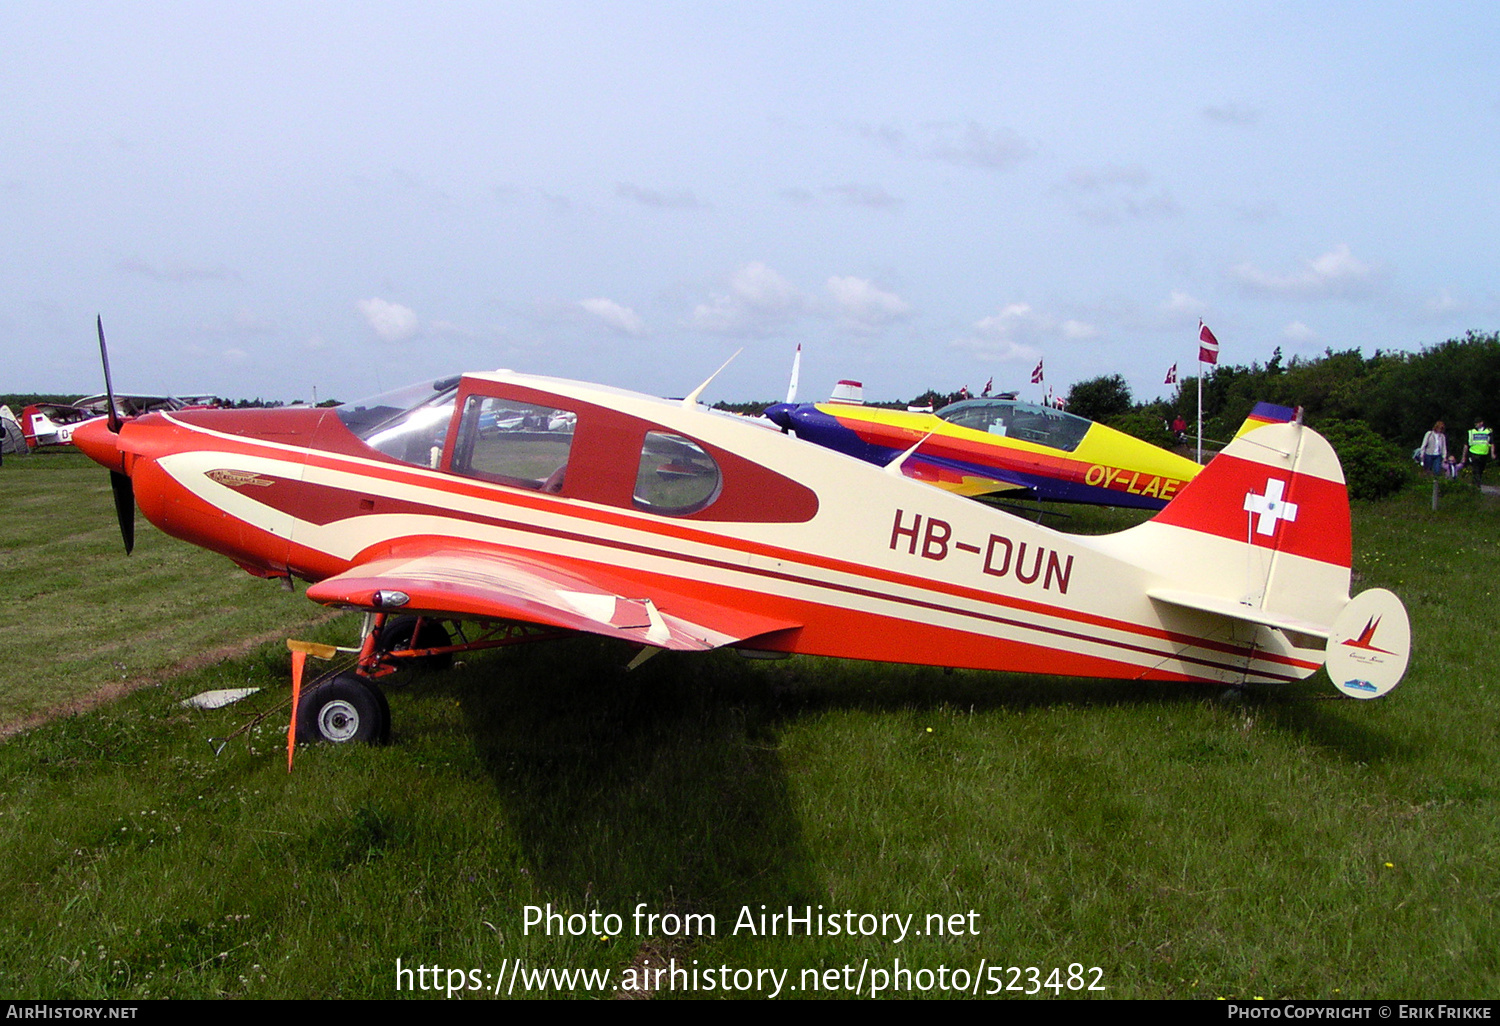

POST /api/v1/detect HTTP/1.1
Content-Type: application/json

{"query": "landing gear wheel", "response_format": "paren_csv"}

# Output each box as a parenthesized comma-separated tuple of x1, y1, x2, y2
(295, 672, 390, 744)
(377, 615, 454, 672)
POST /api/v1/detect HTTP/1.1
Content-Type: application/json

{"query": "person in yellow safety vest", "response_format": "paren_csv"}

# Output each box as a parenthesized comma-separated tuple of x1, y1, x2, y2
(1465, 418, 1492, 484)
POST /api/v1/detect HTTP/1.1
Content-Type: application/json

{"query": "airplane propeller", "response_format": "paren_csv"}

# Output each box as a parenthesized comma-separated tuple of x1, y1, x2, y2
(110, 470, 135, 555)
(96, 316, 136, 554)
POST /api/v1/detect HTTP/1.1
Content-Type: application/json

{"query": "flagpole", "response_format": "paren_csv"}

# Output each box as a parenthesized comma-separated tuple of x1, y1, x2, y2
(1194, 320, 1218, 464)
(1196, 361, 1203, 463)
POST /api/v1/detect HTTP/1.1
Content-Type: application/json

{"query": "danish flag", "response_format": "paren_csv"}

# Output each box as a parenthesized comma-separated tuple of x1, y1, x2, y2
(1198, 321, 1220, 365)
(1031, 359, 1044, 384)
(1165, 363, 1177, 385)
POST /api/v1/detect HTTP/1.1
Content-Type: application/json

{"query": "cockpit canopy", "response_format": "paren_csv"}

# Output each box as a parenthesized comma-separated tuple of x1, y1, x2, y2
(336, 377, 461, 467)
(935, 398, 1092, 453)
(334, 375, 812, 523)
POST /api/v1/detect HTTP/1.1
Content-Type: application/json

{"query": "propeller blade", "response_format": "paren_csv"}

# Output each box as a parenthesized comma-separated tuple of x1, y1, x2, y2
(97, 315, 121, 433)
(110, 470, 135, 554)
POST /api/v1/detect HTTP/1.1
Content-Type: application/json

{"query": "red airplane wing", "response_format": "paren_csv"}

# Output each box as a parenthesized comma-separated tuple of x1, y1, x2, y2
(304, 544, 800, 652)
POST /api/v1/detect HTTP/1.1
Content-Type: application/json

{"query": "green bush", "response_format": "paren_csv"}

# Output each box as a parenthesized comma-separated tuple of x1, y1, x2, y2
(1313, 418, 1415, 500)
(1104, 406, 1179, 446)
(1066, 374, 1133, 422)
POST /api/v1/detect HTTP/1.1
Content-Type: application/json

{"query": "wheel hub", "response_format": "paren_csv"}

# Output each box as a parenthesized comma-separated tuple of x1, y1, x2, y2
(317, 699, 361, 742)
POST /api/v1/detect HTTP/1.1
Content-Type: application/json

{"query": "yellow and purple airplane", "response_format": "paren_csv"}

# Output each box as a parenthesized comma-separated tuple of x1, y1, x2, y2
(765, 384, 1295, 511)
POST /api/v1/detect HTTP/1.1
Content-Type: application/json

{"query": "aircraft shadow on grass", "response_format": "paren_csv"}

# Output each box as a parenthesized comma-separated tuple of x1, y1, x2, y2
(432, 637, 1403, 914)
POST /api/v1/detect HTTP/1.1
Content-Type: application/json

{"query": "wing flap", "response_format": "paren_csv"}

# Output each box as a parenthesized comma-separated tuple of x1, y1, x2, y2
(305, 545, 800, 652)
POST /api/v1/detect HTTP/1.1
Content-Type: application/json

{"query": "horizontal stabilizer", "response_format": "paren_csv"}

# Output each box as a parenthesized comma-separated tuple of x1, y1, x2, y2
(1148, 588, 1330, 639)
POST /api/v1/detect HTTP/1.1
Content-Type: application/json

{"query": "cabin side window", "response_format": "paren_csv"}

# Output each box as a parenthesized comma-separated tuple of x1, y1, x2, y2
(633, 431, 722, 515)
(452, 396, 577, 492)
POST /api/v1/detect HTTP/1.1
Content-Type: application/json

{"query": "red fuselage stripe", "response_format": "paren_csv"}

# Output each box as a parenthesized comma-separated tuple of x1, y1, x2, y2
(163, 419, 1318, 677)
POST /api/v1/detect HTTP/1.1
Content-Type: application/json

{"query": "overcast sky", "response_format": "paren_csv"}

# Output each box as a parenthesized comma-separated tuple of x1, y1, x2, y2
(3, 1, 1497, 406)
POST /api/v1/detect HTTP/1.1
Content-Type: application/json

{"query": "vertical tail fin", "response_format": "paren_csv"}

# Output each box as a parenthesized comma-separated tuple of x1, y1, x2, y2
(1145, 417, 1351, 629)
(1098, 411, 1409, 693)
(1232, 401, 1298, 439)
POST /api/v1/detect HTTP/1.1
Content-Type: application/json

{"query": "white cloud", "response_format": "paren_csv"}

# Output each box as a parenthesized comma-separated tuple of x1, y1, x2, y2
(1232, 243, 1385, 299)
(825, 276, 911, 334)
(579, 297, 646, 337)
(731, 262, 797, 309)
(1423, 289, 1463, 317)
(979, 303, 1047, 338)
(687, 296, 747, 334)
(1060, 320, 1098, 341)
(221, 348, 248, 364)
(951, 336, 1038, 363)
(1282, 321, 1319, 343)
(1161, 290, 1207, 318)
(949, 303, 1046, 362)
(689, 265, 913, 338)
(357, 297, 420, 343)
(949, 303, 1099, 362)
(689, 262, 803, 336)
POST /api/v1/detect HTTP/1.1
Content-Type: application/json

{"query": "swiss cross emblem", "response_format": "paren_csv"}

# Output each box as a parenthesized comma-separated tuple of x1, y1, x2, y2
(1243, 477, 1299, 537)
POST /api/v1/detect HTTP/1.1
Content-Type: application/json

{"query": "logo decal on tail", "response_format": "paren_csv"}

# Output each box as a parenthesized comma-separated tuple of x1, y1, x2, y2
(1327, 589, 1410, 700)
(1243, 477, 1299, 537)
(1341, 616, 1396, 655)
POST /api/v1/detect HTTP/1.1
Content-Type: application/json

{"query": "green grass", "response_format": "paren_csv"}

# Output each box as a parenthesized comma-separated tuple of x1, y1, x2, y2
(0, 461, 1496, 999)
(0, 452, 332, 725)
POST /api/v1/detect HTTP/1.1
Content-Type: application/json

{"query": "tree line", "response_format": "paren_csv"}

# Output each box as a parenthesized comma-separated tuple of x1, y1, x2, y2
(1063, 330, 1500, 498)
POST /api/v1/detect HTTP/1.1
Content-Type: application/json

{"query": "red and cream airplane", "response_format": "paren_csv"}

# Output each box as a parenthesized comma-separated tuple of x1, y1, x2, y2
(73, 327, 1410, 747)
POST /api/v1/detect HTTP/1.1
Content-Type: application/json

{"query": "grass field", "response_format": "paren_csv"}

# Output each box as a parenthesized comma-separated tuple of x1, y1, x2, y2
(0, 452, 332, 729)
(0, 452, 1496, 999)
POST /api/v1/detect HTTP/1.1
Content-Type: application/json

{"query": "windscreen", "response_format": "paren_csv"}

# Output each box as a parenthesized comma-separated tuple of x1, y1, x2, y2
(336, 377, 461, 467)
(936, 398, 1092, 453)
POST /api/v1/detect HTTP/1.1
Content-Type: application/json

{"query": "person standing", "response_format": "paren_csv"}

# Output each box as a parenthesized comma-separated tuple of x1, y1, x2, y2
(1420, 421, 1448, 476)
(1466, 418, 1492, 484)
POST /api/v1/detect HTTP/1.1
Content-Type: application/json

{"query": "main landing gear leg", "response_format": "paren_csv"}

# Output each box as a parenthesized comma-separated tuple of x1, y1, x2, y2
(285, 616, 565, 757)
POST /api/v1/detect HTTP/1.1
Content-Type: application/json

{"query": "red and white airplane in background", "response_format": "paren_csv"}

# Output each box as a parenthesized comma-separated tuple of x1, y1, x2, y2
(73, 328, 1410, 747)
(22, 393, 221, 450)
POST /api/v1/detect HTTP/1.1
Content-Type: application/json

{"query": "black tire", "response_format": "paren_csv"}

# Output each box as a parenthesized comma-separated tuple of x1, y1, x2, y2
(377, 615, 454, 672)
(295, 673, 390, 745)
